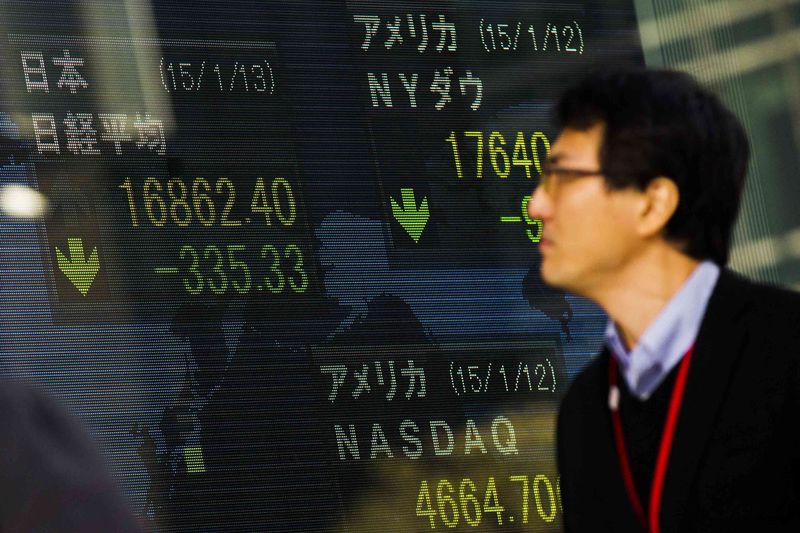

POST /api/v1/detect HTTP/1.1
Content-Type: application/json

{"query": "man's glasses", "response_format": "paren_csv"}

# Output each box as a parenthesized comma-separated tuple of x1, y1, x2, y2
(538, 160, 605, 195)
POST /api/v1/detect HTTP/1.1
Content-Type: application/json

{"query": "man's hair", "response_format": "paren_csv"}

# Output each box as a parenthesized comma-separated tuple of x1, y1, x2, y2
(555, 68, 750, 265)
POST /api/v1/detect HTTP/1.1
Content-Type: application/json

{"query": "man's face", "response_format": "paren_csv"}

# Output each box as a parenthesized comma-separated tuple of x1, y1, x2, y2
(527, 123, 644, 297)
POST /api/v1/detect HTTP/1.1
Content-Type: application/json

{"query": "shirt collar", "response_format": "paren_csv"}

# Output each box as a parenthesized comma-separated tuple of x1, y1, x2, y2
(604, 260, 720, 399)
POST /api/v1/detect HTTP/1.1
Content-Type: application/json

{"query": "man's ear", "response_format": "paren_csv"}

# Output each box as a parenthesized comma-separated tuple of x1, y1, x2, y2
(635, 176, 679, 238)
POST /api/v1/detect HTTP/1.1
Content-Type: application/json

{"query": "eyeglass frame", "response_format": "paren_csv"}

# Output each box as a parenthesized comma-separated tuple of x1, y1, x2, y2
(538, 159, 606, 195)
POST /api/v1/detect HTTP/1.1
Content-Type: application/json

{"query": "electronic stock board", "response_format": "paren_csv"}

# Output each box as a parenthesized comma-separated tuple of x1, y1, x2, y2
(0, 1, 643, 530)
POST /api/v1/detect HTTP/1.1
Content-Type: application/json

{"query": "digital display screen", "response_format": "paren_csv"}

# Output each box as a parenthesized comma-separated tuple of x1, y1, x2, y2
(0, 1, 643, 530)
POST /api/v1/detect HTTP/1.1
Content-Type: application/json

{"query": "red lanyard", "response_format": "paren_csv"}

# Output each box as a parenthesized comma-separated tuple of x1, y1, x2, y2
(608, 346, 694, 533)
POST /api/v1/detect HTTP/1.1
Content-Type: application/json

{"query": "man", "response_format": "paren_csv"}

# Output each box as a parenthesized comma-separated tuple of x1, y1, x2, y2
(528, 68, 800, 532)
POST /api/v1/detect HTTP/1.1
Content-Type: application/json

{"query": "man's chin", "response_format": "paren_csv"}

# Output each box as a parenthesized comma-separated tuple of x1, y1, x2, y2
(540, 262, 571, 292)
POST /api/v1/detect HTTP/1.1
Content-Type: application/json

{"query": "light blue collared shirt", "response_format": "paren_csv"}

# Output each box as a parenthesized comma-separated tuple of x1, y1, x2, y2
(604, 260, 720, 400)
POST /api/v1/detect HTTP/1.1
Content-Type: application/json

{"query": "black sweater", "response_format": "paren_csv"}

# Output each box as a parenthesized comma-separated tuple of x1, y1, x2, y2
(617, 363, 681, 514)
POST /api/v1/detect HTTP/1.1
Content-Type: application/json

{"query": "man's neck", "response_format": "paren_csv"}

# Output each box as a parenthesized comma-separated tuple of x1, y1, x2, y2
(591, 248, 701, 351)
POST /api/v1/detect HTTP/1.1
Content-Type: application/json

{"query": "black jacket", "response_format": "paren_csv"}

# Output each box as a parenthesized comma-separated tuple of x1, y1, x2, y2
(557, 268, 800, 532)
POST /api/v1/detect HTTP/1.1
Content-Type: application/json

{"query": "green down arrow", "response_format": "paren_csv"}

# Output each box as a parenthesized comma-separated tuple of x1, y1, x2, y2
(390, 188, 429, 243)
(55, 237, 100, 296)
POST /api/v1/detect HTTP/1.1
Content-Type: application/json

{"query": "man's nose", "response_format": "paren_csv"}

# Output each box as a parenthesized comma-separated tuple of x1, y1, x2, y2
(527, 184, 551, 222)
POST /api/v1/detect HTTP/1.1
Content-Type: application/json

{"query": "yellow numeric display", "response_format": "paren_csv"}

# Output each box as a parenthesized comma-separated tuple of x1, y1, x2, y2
(446, 131, 551, 181)
(119, 176, 297, 228)
(416, 474, 560, 528)
(159, 243, 308, 295)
